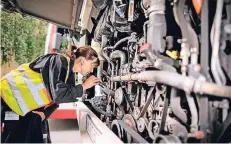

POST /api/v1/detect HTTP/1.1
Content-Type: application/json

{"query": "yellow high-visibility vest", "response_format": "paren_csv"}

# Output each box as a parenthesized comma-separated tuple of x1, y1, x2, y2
(0, 54, 70, 116)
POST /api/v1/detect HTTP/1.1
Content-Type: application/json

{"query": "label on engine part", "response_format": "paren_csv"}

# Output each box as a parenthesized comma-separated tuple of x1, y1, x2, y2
(128, 0, 135, 22)
(5, 111, 19, 120)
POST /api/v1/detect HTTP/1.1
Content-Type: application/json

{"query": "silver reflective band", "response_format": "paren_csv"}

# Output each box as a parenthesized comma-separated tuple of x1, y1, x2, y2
(23, 73, 45, 106)
(5, 73, 29, 115)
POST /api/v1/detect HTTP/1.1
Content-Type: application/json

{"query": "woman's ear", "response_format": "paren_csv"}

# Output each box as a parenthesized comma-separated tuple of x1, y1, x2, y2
(80, 58, 84, 65)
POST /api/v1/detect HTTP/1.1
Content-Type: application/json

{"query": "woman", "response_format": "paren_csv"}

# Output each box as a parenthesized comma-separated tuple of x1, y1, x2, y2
(1, 45, 100, 143)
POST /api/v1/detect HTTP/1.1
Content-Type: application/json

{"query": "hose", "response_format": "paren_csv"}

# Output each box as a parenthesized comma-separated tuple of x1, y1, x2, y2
(210, 0, 226, 85)
(109, 50, 126, 66)
(111, 71, 231, 98)
(187, 23, 199, 65)
(109, 50, 126, 84)
(108, 37, 130, 50)
(102, 47, 115, 75)
(143, 21, 149, 43)
(102, 47, 115, 89)
(174, 0, 199, 132)
(170, 88, 188, 124)
(186, 93, 198, 132)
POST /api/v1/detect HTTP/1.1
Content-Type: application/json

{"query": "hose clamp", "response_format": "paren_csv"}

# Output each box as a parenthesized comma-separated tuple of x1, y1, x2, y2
(129, 74, 133, 81)
(120, 75, 122, 81)
(184, 77, 195, 93)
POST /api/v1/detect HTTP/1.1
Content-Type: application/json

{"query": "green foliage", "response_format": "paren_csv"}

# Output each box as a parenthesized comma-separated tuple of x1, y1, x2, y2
(59, 34, 69, 53)
(1, 11, 48, 65)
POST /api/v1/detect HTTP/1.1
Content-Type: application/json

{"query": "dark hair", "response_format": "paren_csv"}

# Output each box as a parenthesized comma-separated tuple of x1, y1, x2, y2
(74, 45, 100, 67)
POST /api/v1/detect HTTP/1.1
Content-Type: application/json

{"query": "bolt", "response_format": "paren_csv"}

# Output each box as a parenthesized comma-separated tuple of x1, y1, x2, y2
(224, 24, 231, 34)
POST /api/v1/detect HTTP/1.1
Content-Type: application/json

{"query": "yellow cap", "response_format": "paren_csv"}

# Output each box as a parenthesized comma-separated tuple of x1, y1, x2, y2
(166, 50, 179, 60)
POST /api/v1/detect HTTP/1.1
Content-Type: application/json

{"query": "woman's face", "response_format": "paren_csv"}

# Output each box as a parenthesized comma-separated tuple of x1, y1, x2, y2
(73, 57, 97, 75)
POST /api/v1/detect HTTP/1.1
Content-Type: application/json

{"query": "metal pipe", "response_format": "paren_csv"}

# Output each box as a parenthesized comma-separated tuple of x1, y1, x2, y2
(109, 50, 126, 89)
(174, 0, 199, 132)
(102, 47, 115, 75)
(187, 23, 199, 65)
(211, 0, 226, 85)
(170, 88, 187, 124)
(174, 0, 191, 75)
(109, 50, 126, 66)
(102, 47, 115, 89)
(143, 21, 149, 43)
(108, 37, 130, 50)
(211, 25, 226, 85)
(111, 71, 231, 98)
(182, 23, 200, 131)
(186, 93, 198, 132)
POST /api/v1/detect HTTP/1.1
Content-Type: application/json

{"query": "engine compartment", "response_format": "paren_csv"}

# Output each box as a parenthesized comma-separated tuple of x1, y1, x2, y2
(88, 0, 231, 143)
(2, 0, 231, 143)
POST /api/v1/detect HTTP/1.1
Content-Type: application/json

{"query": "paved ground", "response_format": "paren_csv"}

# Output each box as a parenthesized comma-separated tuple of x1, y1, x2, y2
(48, 119, 81, 143)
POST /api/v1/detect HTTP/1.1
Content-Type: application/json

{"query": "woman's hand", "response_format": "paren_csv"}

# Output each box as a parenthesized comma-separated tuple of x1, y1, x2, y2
(32, 111, 45, 121)
(82, 75, 100, 90)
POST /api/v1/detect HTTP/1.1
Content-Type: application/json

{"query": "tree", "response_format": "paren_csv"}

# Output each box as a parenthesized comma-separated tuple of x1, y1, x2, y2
(1, 11, 48, 65)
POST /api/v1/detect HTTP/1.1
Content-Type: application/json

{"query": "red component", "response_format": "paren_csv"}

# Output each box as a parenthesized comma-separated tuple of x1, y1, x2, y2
(193, 131, 205, 139)
(49, 109, 77, 119)
(192, 0, 203, 15)
(140, 43, 151, 52)
(1, 123, 4, 132)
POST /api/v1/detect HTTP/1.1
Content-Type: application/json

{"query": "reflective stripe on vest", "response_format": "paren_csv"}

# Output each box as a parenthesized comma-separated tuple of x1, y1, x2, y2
(0, 64, 52, 116)
(0, 54, 71, 116)
(5, 72, 30, 115)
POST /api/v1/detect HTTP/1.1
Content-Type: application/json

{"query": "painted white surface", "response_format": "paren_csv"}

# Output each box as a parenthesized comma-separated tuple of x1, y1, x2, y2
(49, 119, 81, 143)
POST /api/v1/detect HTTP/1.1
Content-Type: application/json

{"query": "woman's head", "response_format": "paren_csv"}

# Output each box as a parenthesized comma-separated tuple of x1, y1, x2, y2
(72, 46, 99, 75)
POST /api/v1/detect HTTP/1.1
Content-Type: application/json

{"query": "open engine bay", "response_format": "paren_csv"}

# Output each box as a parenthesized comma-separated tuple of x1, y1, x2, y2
(2, 0, 231, 143)
(87, 0, 231, 143)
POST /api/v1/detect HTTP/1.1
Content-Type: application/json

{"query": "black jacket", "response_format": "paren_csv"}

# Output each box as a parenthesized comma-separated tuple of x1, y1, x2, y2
(29, 54, 83, 118)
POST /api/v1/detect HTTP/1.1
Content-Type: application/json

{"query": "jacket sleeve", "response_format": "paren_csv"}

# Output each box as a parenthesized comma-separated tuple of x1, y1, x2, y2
(42, 103, 59, 119)
(48, 55, 84, 104)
